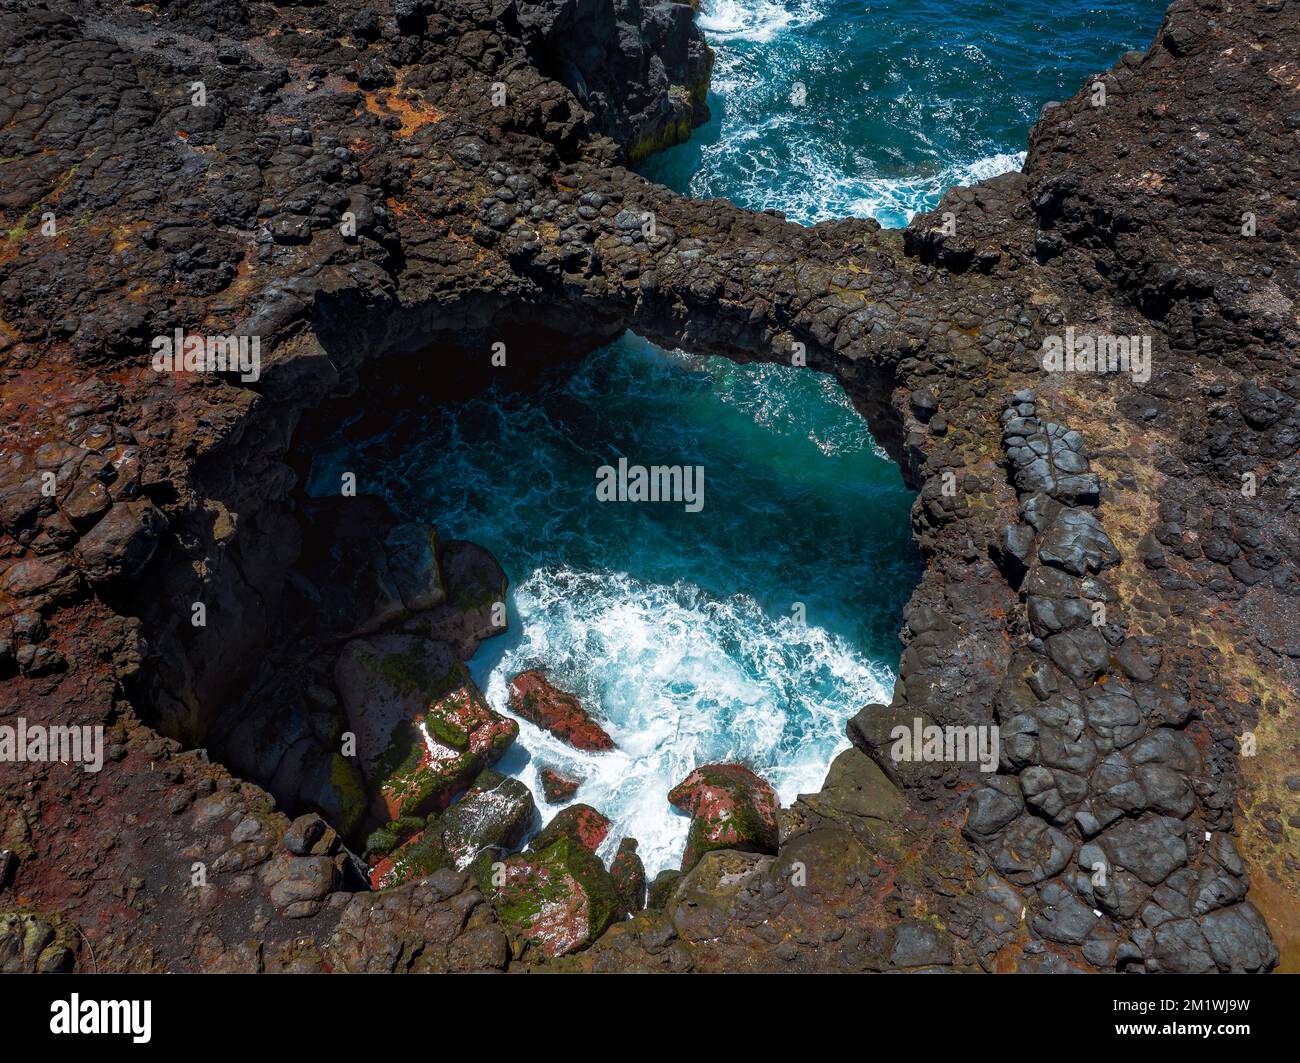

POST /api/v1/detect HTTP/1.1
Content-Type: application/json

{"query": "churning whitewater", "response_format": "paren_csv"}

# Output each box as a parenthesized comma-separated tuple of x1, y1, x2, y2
(643, 0, 1162, 227)
(311, 336, 918, 875)
(478, 568, 895, 873)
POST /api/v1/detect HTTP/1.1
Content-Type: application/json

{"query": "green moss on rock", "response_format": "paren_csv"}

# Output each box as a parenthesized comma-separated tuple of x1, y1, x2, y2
(328, 752, 367, 841)
(365, 827, 399, 857)
(484, 834, 622, 959)
(427, 715, 469, 750)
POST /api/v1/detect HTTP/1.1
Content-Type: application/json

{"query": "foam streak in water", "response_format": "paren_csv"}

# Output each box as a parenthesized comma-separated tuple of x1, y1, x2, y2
(480, 566, 895, 876)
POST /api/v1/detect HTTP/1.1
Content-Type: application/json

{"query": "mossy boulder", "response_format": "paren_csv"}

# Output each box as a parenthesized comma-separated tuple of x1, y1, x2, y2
(375, 676, 518, 820)
(327, 751, 369, 840)
(647, 868, 683, 910)
(368, 770, 535, 890)
(508, 670, 615, 751)
(610, 837, 647, 915)
(382, 523, 444, 613)
(530, 804, 611, 854)
(668, 763, 779, 872)
(0, 908, 77, 973)
(368, 828, 447, 890)
(365, 826, 400, 858)
(214, 664, 366, 841)
(481, 833, 621, 960)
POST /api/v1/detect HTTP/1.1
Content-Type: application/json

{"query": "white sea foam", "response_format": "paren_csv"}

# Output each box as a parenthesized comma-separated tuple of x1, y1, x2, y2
(843, 151, 1027, 227)
(697, 0, 824, 43)
(476, 566, 895, 877)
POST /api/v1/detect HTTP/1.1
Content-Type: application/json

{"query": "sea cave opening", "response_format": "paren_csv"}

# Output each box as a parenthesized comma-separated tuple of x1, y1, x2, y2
(299, 330, 921, 876)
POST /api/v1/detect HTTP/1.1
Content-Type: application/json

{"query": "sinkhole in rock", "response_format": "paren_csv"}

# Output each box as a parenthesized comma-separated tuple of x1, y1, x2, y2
(307, 331, 921, 876)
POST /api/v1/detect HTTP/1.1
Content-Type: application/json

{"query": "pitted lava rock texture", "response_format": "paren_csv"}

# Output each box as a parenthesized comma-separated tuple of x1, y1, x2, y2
(1, 0, 1296, 972)
(518, 0, 713, 162)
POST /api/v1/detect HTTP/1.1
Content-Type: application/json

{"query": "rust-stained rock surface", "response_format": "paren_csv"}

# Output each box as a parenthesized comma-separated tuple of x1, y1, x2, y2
(508, 669, 615, 751)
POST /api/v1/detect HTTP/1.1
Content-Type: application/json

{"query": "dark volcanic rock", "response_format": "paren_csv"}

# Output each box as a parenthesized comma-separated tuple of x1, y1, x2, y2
(519, 0, 714, 162)
(610, 836, 647, 915)
(0, 0, 1292, 975)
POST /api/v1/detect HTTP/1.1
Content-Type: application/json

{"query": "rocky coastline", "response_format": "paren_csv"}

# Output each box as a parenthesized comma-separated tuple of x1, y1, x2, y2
(0, 0, 1296, 973)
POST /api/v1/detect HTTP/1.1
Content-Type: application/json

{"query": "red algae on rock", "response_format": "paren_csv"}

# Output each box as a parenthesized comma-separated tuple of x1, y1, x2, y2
(539, 766, 583, 803)
(479, 805, 620, 959)
(377, 679, 518, 820)
(507, 670, 615, 751)
(668, 763, 779, 871)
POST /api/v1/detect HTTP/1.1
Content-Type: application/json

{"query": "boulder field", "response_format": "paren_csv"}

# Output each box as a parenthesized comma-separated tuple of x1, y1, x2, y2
(1, 0, 1297, 972)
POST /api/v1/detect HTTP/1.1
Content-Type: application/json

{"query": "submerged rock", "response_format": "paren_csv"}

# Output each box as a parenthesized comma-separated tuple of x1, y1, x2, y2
(508, 670, 615, 751)
(539, 766, 583, 803)
(668, 764, 779, 872)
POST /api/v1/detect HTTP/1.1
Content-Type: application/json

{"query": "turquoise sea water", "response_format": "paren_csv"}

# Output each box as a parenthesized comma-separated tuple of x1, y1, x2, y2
(311, 340, 916, 871)
(642, 0, 1165, 227)
(314, 1, 1166, 874)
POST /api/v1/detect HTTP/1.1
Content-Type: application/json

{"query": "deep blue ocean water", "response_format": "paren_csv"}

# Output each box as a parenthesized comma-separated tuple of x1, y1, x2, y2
(642, 0, 1165, 227)
(313, 1, 1166, 873)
